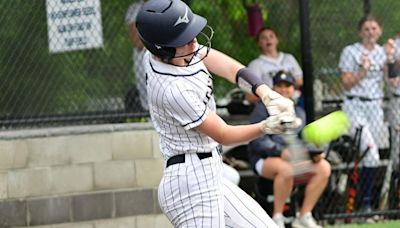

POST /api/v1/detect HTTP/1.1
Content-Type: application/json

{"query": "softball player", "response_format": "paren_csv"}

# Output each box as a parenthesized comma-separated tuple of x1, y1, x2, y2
(338, 14, 386, 210)
(136, 0, 300, 227)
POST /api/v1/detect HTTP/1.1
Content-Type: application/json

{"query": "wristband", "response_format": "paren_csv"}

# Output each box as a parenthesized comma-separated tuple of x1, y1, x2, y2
(388, 62, 398, 78)
(236, 68, 264, 96)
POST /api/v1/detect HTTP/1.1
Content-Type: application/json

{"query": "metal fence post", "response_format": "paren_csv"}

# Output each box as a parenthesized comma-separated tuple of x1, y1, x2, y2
(299, 0, 314, 123)
(364, 0, 371, 15)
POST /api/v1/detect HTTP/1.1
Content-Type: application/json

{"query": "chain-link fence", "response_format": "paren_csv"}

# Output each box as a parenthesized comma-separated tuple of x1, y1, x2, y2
(309, 0, 400, 224)
(1, 0, 400, 225)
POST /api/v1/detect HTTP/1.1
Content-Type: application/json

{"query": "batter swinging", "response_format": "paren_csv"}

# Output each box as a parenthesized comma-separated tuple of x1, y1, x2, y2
(136, 0, 301, 227)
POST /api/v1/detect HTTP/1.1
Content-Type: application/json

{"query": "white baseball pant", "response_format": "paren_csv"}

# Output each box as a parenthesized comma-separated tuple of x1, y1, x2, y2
(158, 149, 277, 227)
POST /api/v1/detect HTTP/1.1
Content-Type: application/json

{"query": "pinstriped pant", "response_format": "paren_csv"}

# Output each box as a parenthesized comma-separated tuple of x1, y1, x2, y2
(158, 149, 277, 228)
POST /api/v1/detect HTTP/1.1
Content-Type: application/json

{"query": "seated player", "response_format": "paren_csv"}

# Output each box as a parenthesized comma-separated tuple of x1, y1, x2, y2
(248, 71, 331, 228)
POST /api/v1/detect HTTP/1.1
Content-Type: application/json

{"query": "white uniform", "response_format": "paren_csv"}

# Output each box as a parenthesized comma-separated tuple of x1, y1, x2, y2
(248, 52, 303, 87)
(338, 42, 386, 167)
(145, 51, 277, 227)
(125, 1, 148, 111)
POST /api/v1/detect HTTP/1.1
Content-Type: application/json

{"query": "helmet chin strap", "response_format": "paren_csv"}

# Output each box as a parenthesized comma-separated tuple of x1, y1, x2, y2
(171, 26, 214, 67)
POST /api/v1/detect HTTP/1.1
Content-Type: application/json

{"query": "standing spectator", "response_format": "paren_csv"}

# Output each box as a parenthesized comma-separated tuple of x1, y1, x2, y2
(125, 0, 148, 111)
(384, 37, 400, 172)
(247, 27, 303, 103)
(248, 71, 331, 228)
(338, 14, 386, 212)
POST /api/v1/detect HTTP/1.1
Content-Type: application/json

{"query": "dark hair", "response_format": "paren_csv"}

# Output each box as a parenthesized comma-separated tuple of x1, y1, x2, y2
(255, 26, 278, 42)
(357, 14, 380, 31)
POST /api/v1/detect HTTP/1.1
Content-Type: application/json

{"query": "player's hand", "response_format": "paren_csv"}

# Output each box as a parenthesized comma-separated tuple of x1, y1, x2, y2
(388, 77, 400, 86)
(262, 89, 295, 116)
(384, 38, 396, 61)
(280, 113, 302, 131)
(360, 51, 370, 70)
(260, 112, 302, 134)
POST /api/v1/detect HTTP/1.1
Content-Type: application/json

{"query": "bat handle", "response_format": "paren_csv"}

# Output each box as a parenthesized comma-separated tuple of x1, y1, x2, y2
(281, 119, 296, 134)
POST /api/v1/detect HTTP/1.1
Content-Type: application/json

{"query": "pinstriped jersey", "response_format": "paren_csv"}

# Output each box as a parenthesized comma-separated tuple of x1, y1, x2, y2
(248, 52, 303, 87)
(338, 42, 386, 98)
(144, 51, 219, 160)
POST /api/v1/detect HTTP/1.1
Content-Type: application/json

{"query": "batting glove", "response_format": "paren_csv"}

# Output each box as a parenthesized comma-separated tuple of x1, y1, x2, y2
(280, 113, 303, 131)
(262, 89, 295, 116)
(260, 112, 302, 134)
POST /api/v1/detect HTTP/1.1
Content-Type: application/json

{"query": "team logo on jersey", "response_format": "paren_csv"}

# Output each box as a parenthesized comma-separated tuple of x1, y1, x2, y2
(174, 6, 189, 26)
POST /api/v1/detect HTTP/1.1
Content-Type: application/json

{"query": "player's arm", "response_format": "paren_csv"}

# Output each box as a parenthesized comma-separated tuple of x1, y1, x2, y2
(341, 70, 366, 91)
(339, 46, 368, 90)
(202, 48, 244, 84)
(195, 110, 288, 146)
(196, 111, 263, 146)
(341, 56, 369, 91)
(384, 38, 400, 86)
(203, 48, 271, 97)
(203, 48, 295, 116)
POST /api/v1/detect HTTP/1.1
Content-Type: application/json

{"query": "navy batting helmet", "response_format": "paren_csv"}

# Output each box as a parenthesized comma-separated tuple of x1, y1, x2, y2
(136, 0, 208, 61)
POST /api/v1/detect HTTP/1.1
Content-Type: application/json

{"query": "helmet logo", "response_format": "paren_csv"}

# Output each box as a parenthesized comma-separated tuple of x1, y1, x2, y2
(174, 6, 189, 26)
(154, 44, 162, 49)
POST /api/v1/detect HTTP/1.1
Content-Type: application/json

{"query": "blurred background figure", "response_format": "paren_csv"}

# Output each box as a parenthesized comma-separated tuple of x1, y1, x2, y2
(248, 71, 331, 228)
(338, 14, 386, 212)
(125, 0, 148, 112)
(247, 26, 303, 105)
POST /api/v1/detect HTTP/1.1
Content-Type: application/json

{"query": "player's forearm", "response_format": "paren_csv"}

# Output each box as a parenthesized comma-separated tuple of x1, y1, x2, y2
(341, 71, 366, 90)
(216, 123, 264, 146)
(196, 111, 263, 146)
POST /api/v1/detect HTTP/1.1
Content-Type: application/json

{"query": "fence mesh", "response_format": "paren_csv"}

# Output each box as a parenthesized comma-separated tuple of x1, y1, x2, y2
(1, 0, 400, 225)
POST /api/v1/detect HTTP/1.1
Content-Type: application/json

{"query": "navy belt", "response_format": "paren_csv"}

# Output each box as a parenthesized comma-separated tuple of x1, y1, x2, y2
(346, 96, 379, 102)
(166, 152, 213, 167)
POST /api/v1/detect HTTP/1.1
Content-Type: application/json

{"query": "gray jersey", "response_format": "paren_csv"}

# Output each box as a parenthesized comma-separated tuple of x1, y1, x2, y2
(338, 42, 386, 99)
(145, 51, 218, 160)
(248, 52, 303, 87)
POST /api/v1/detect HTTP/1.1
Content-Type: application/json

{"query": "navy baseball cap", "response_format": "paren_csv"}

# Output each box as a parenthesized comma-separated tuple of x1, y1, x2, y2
(273, 71, 295, 85)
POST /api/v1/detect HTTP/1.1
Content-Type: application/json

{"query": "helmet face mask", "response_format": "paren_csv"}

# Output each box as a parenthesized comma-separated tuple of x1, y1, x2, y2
(136, 0, 213, 65)
(174, 25, 214, 66)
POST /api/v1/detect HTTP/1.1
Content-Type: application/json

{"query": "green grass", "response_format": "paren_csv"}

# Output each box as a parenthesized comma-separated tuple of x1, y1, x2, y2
(326, 220, 400, 228)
